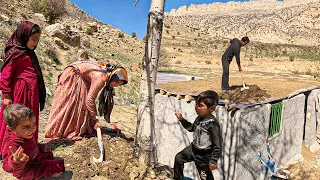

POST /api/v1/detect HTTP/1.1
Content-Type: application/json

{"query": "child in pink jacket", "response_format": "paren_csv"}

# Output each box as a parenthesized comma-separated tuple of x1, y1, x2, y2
(2, 104, 64, 180)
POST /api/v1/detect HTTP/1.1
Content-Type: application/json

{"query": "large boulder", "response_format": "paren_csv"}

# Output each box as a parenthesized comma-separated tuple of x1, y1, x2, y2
(54, 38, 69, 50)
(45, 23, 66, 39)
(45, 23, 80, 47)
(65, 30, 81, 47)
(82, 36, 91, 48)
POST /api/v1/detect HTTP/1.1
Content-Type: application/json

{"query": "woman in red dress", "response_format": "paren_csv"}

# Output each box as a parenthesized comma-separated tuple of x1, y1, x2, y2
(0, 21, 46, 158)
(45, 61, 128, 141)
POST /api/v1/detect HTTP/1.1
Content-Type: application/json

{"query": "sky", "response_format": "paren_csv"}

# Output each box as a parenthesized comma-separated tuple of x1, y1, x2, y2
(69, 0, 250, 39)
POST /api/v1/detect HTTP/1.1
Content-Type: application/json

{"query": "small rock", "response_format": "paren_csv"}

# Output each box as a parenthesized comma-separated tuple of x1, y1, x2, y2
(87, 22, 98, 32)
(103, 27, 109, 32)
(20, 13, 28, 20)
(102, 166, 109, 172)
(54, 38, 69, 50)
(0, 15, 9, 21)
(82, 161, 87, 166)
(148, 170, 156, 178)
(316, 157, 320, 165)
(77, 49, 89, 60)
(34, 13, 46, 22)
(46, 88, 52, 97)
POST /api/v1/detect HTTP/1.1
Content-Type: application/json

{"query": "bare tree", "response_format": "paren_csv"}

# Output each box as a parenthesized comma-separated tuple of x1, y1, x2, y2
(134, 0, 165, 165)
(133, 0, 139, 6)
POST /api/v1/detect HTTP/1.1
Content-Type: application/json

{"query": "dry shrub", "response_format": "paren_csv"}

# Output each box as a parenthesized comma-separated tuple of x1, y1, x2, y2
(292, 69, 320, 78)
(131, 32, 137, 38)
(305, 69, 320, 77)
(164, 24, 170, 28)
(30, 0, 46, 13)
(118, 32, 124, 38)
(292, 70, 299, 75)
(205, 60, 212, 64)
(30, 0, 66, 23)
(143, 34, 149, 42)
(86, 28, 94, 35)
(289, 56, 294, 62)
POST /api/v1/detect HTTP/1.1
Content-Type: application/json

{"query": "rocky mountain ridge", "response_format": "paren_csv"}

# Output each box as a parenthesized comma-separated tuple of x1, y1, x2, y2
(167, 0, 318, 16)
(165, 0, 320, 46)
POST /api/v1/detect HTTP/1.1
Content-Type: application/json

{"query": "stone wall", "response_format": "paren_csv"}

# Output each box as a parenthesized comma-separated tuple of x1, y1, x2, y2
(154, 87, 319, 179)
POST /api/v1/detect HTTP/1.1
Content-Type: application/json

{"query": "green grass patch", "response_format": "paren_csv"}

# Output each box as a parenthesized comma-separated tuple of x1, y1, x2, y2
(158, 69, 184, 74)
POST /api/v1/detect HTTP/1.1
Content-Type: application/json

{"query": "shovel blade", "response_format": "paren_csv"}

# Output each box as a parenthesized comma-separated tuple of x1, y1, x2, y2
(241, 81, 249, 91)
(92, 128, 104, 163)
(93, 155, 103, 163)
(93, 142, 104, 162)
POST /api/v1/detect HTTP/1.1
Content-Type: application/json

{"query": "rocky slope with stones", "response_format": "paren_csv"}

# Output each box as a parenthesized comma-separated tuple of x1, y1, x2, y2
(0, 0, 144, 106)
(165, 0, 320, 46)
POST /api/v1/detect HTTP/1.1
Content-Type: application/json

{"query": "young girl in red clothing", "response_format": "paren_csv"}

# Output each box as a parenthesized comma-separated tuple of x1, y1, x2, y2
(0, 21, 46, 158)
(1, 104, 64, 179)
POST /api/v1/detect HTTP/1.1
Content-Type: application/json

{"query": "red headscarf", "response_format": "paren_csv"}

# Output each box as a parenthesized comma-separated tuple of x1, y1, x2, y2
(2, 21, 46, 110)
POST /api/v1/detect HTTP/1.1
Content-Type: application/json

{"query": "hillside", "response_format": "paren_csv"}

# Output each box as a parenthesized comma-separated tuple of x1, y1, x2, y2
(158, 0, 320, 95)
(0, 0, 144, 105)
(165, 0, 320, 46)
(160, 0, 320, 65)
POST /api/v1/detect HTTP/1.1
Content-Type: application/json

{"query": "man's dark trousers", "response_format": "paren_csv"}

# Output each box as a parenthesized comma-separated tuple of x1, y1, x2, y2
(221, 57, 231, 90)
(173, 145, 214, 180)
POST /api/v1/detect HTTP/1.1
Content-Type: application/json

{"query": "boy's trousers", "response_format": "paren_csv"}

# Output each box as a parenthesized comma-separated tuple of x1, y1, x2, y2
(173, 144, 214, 180)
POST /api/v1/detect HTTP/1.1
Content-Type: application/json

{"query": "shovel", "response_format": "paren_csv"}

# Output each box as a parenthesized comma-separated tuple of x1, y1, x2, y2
(240, 72, 249, 91)
(93, 127, 104, 163)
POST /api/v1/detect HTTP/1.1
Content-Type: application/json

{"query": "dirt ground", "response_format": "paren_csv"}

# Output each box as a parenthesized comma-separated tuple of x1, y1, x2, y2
(0, 57, 319, 179)
(287, 144, 320, 180)
(1, 103, 319, 180)
(0, 105, 174, 180)
(157, 56, 320, 103)
(156, 72, 320, 104)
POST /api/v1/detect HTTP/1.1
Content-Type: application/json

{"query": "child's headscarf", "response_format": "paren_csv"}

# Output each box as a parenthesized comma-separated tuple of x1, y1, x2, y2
(1, 21, 46, 111)
(98, 64, 128, 123)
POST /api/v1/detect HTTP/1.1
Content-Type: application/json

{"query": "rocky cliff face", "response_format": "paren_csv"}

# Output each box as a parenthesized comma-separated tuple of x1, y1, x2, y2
(165, 0, 320, 46)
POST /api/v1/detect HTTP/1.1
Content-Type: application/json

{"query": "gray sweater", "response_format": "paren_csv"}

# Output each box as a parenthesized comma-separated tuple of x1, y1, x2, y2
(179, 115, 222, 164)
(222, 38, 242, 67)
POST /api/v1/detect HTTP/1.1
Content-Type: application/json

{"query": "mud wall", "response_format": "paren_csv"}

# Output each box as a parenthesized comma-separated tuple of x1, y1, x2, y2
(154, 87, 319, 180)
